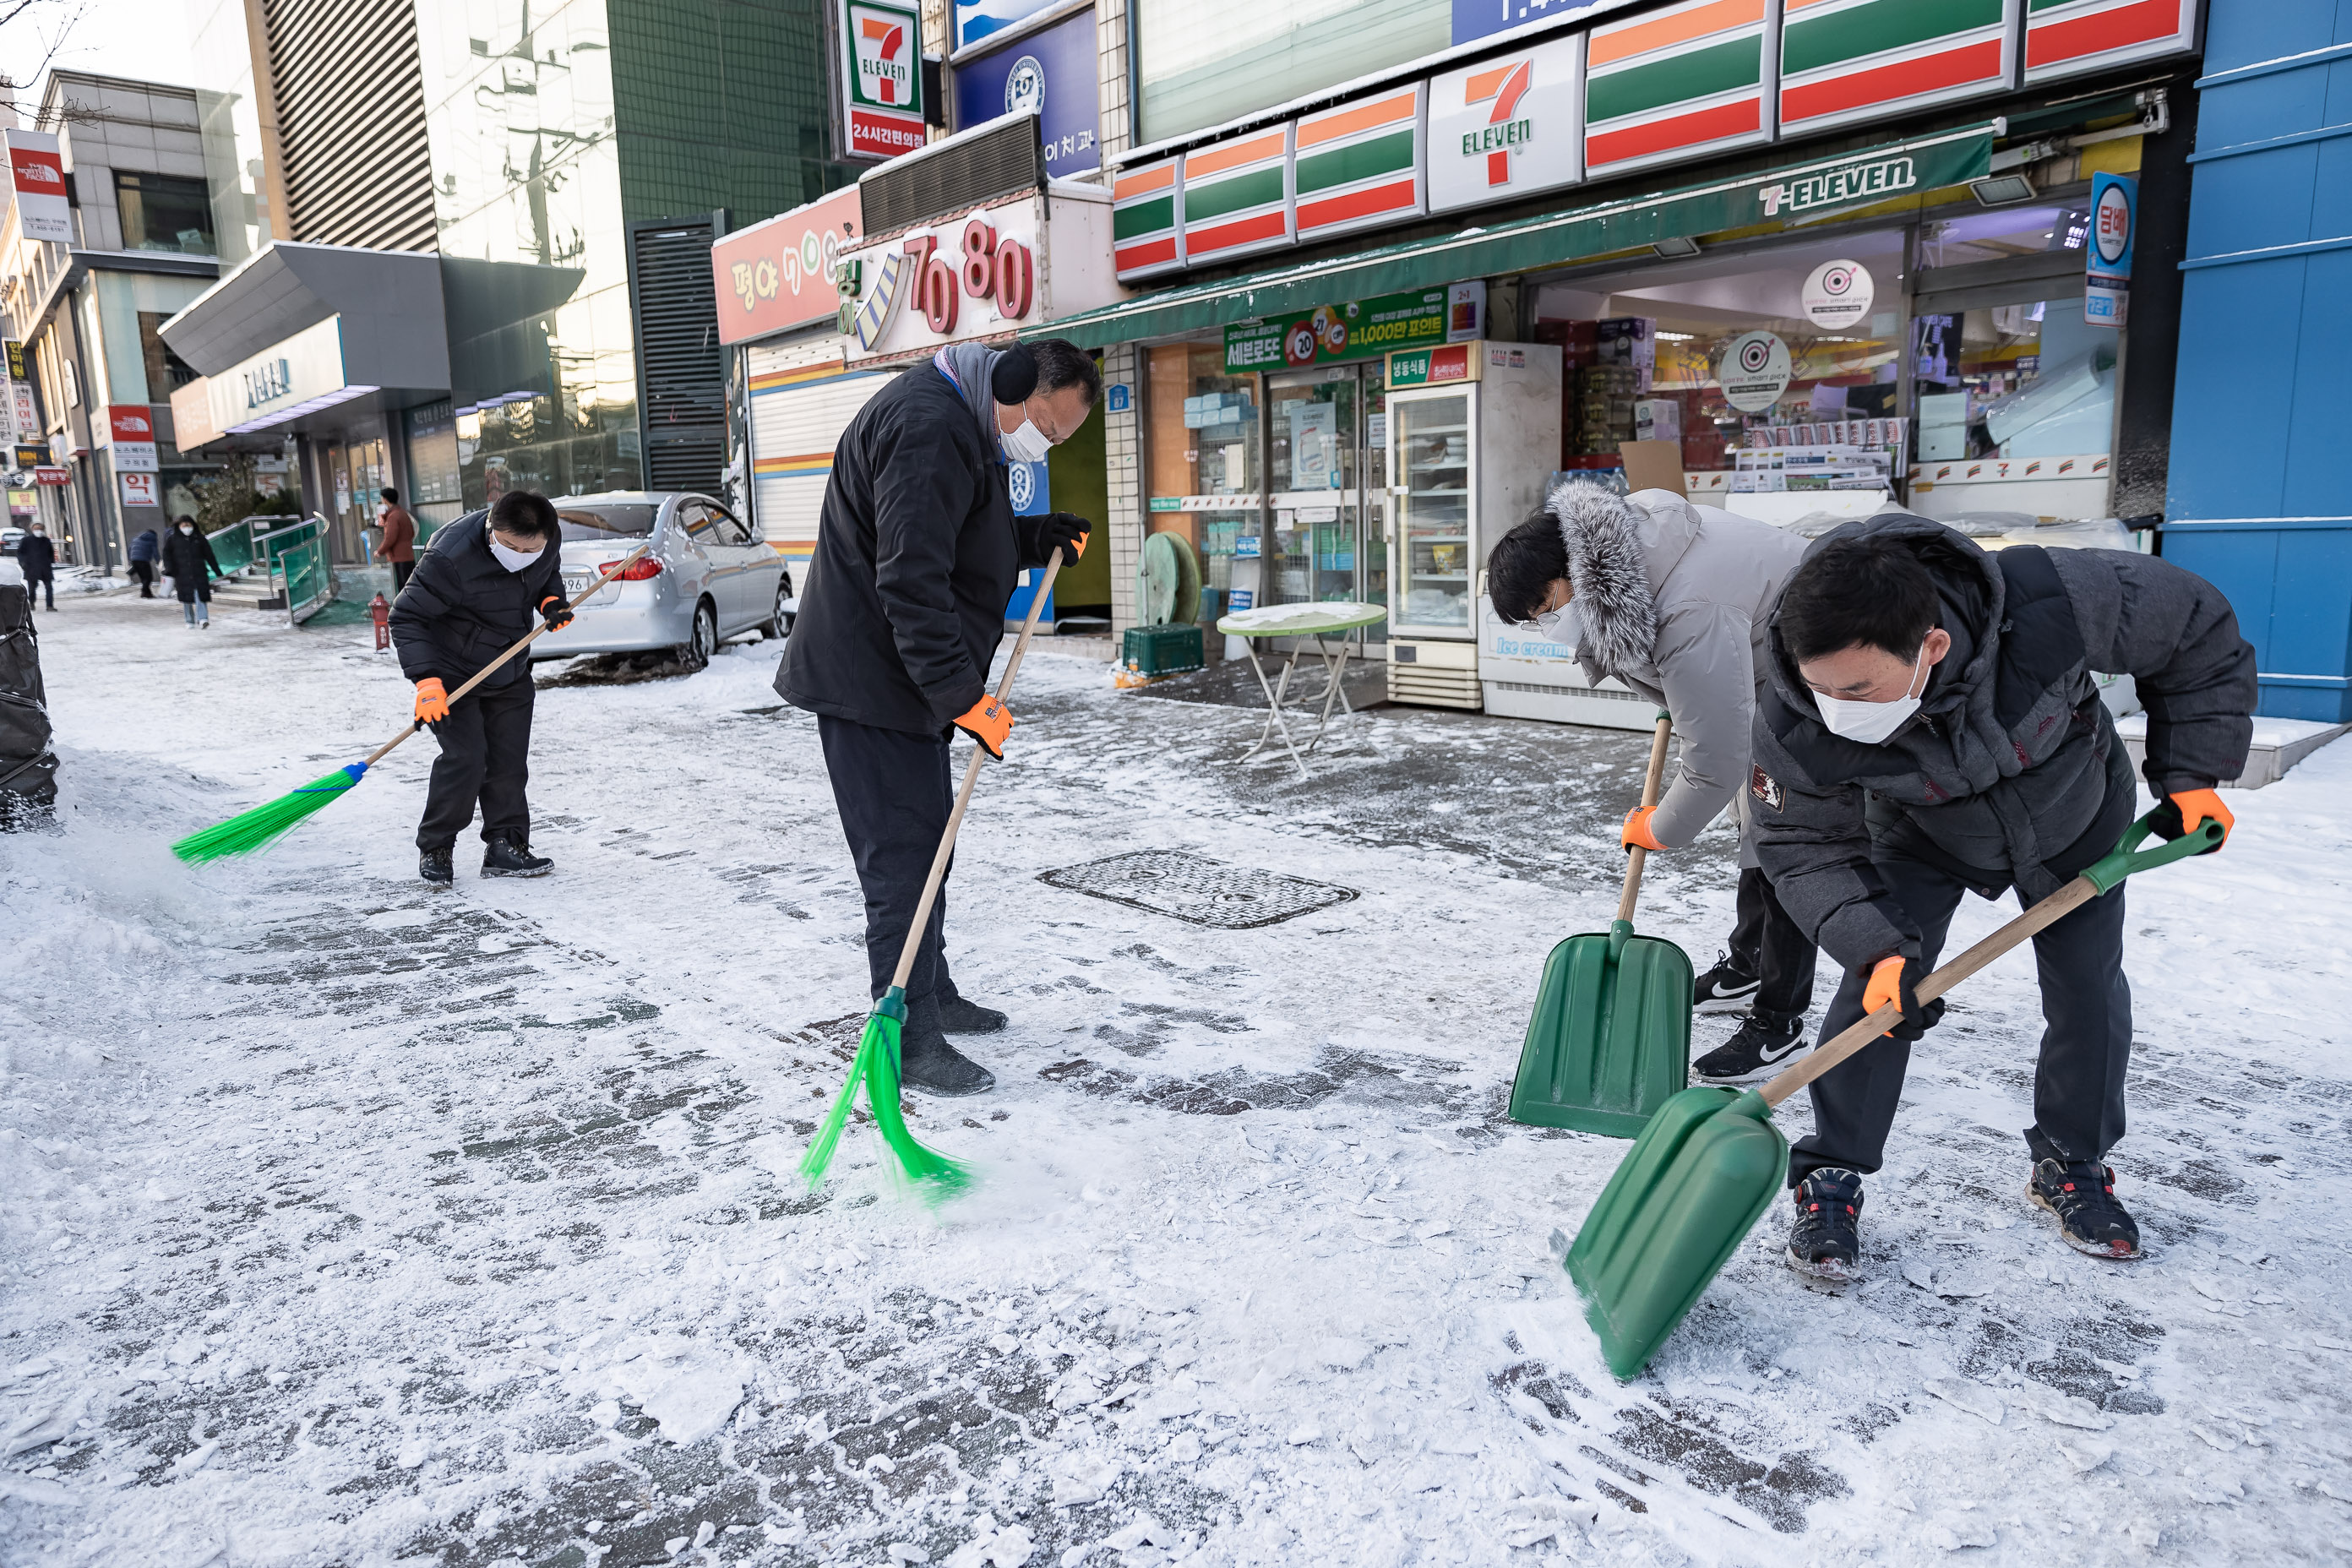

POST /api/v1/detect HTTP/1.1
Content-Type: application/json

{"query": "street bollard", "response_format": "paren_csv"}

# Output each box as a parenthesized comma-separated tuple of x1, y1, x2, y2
(371, 592, 391, 653)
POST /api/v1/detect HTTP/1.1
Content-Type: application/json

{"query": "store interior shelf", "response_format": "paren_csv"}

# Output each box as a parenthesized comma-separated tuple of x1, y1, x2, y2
(1403, 423, 1468, 436)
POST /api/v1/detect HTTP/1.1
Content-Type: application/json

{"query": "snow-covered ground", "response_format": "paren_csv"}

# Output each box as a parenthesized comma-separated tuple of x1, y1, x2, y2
(5, 588, 2350, 1567)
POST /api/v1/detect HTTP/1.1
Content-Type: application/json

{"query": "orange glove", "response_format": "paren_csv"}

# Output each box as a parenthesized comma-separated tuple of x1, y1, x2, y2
(1620, 806, 1667, 853)
(955, 695, 1013, 759)
(413, 677, 450, 728)
(2155, 787, 2232, 851)
(538, 592, 574, 631)
(1861, 952, 1938, 1040)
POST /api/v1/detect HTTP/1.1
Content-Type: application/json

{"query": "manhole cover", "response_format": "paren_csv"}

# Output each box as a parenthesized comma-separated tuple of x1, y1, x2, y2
(1038, 850, 1358, 929)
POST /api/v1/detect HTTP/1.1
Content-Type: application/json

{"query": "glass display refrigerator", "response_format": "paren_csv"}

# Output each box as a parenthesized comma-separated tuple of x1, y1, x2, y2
(1382, 340, 1562, 708)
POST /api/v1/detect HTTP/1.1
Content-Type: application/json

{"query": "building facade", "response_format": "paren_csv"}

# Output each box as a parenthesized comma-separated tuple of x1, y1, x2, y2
(1, 73, 226, 571)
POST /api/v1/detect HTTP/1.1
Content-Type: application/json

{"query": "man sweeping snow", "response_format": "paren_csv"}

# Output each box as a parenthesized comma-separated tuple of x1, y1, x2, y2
(1488, 483, 1821, 1081)
(1750, 512, 2254, 1282)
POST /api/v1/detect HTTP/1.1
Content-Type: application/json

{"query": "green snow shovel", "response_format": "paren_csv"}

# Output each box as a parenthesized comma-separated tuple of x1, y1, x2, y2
(798, 545, 1072, 1199)
(1564, 808, 2228, 1380)
(1509, 710, 1692, 1137)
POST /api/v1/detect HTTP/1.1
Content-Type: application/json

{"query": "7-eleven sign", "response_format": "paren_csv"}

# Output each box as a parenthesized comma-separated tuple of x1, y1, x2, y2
(1429, 31, 1585, 215)
(838, 0, 926, 161)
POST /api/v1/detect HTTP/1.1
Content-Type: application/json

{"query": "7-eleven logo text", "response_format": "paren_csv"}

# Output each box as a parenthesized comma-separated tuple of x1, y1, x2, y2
(856, 10, 911, 105)
(1461, 59, 1533, 187)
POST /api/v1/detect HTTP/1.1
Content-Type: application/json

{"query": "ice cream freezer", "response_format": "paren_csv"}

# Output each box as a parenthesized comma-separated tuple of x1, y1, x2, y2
(1382, 340, 1562, 709)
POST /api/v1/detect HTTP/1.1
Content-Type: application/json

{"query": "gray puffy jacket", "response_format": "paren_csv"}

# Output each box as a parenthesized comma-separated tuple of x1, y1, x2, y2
(1750, 511, 2257, 971)
(1553, 483, 1810, 847)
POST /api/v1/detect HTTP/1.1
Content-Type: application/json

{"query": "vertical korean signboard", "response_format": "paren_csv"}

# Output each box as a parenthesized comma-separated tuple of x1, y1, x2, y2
(4, 130, 73, 242)
(837, 0, 928, 161)
(2085, 172, 2133, 328)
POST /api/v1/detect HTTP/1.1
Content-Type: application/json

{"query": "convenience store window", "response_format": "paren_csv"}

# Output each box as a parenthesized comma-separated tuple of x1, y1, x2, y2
(1145, 341, 1260, 617)
(1532, 231, 1910, 504)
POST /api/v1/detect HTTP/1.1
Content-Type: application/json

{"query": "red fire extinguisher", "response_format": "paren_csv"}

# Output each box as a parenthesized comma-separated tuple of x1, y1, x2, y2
(370, 592, 391, 653)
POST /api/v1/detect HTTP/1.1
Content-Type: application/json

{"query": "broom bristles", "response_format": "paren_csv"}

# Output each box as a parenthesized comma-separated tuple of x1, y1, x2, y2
(799, 1008, 972, 1197)
(172, 763, 368, 863)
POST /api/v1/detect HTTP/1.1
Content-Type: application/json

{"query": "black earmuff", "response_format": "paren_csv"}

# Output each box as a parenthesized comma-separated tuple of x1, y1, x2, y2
(990, 344, 1038, 404)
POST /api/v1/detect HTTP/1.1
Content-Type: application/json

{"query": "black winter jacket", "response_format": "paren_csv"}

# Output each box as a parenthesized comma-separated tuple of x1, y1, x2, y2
(159, 528, 218, 583)
(15, 533, 56, 574)
(1750, 513, 2256, 971)
(389, 512, 559, 690)
(776, 362, 1058, 734)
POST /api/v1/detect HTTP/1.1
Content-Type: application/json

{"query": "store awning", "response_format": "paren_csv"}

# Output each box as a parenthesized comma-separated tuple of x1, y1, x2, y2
(1035, 122, 1994, 346)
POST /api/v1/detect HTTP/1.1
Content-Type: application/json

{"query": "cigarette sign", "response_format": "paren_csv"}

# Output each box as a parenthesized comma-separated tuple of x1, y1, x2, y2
(839, 0, 927, 161)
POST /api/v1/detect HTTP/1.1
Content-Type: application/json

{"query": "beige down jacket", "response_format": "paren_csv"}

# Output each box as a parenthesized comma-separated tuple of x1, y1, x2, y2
(1553, 482, 1810, 849)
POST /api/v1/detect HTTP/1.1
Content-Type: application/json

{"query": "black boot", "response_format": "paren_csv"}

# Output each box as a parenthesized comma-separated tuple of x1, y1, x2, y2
(2028, 1159, 2142, 1260)
(1692, 1010, 1807, 1084)
(419, 846, 454, 885)
(897, 997, 995, 1096)
(937, 991, 1008, 1034)
(1692, 949, 1761, 1015)
(481, 833, 553, 878)
(1786, 1167, 1865, 1289)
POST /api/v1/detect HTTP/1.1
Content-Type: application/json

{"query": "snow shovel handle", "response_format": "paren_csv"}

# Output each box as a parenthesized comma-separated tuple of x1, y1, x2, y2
(885, 547, 1070, 994)
(1614, 711, 1674, 927)
(360, 542, 653, 768)
(1758, 808, 2227, 1108)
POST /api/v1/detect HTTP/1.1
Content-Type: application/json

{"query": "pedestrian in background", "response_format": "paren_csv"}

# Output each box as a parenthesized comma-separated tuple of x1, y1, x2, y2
(128, 525, 161, 597)
(378, 487, 417, 593)
(389, 490, 569, 884)
(161, 515, 221, 628)
(16, 520, 55, 611)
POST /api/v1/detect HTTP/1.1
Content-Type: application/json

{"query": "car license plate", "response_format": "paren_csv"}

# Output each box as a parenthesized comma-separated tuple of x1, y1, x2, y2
(563, 574, 591, 598)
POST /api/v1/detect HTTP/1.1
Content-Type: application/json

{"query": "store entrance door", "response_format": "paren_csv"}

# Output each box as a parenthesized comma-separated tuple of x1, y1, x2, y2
(1265, 365, 1388, 647)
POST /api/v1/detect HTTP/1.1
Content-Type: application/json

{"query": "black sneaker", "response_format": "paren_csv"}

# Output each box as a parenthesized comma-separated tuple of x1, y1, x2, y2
(2028, 1159, 2142, 1260)
(481, 835, 553, 878)
(1692, 1011, 1807, 1083)
(419, 847, 454, 885)
(937, 993, 1008, 1034)
(897, 998, 994, 1096)
(1692, 950, 1761, 1015)
(1786, 1167, 1865, 1289)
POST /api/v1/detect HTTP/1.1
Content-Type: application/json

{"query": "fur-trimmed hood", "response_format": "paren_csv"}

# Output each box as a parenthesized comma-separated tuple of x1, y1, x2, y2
(1546, 482, 1674, 678)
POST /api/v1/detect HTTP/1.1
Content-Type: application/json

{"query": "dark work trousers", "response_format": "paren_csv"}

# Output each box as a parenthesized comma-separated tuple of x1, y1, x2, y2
(416, 677, 534, 850)
(1727, 867, 1819, 1021)
(1788, 847, 2132, 1187)
(130, 561, 156, 596)
(392, 561, 415, 593)
(816, 712, 966, 1007)
(24, 570, 53, 610)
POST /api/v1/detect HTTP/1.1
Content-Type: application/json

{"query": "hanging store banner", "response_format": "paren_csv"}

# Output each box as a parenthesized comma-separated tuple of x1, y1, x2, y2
(837, 0, 928, 161)
(954, 8, 1101, 177)
(1778, 0, 2017, 138)
(119, 471, 159, 509)
(714, 187, 865, 346)
(2024, 0, 2198, 85)
(2084, 170, 2134, 327)
(5, 130, 72, 243)
(106, 405, 159, 471)
(1292, 84, 1426, 245)
(1180, 126, 1293, 269)
(1429, 31, 1585, 215)
(1222, 289, 1451, 373)
(1583, 0, 1773, 179)
(1113, 158, 1183, 280)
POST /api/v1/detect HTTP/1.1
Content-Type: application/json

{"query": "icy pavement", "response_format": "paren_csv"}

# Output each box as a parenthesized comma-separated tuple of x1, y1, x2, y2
(4, 590, 2351, 1567)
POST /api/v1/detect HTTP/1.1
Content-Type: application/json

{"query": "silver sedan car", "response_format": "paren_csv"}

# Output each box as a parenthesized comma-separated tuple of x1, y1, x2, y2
(521, 491, 790, 669)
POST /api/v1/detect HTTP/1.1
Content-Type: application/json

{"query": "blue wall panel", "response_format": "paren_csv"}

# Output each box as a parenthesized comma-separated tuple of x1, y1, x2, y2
(2167, 0, 2352, 721)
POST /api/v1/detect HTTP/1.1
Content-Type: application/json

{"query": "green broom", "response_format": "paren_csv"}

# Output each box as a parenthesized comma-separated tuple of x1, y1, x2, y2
(801, 546, 1070, 1198)
(172, 543, 651, 863)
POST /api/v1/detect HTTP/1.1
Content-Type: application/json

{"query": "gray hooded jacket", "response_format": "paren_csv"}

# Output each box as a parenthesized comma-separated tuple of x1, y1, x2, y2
(1750, 511, 2256, 971)
(1551, 483, 1810, 847)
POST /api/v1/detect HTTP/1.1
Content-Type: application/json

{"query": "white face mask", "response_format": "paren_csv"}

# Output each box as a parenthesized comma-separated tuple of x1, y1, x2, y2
(488, 533, 544, 573)
(1813, 645, 1930, 745)
(999, 401, 1052, 465)
(176, 524, 193, 535)
(1532, 598, 1582, 650)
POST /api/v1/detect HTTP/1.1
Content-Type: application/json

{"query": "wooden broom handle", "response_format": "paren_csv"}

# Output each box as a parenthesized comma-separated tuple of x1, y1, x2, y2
(1614, 713, 1674, 925)
(1758, 872, 2102, 1108)
(361, 542, 652, 769)
(888, 548, 1070, 993)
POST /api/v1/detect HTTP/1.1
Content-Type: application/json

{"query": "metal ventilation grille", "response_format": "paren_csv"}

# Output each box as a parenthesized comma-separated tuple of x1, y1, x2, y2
(629, 217, 727, 495)
(1039, 851, 1358, 929)
(262, 0, 436, 252)
(861, 114, 1045, 235)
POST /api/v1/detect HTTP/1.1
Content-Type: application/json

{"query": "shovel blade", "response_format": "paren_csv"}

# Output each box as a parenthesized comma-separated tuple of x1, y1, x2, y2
(1565, 1086, 1788, 1380)
(1509, 928, 1693, 1137)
